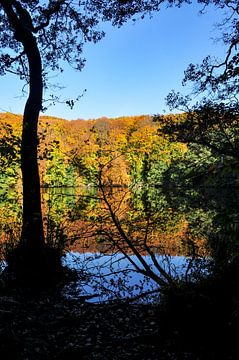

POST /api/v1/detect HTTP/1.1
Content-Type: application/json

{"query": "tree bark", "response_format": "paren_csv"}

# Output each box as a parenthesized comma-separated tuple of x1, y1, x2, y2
(0, 1, 45, 250)
(20, 32, 44, 249)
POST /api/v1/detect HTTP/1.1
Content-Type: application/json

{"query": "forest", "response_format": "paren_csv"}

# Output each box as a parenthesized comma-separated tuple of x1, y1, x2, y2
(0, 112, 186, 187)
(1, 0, 239, 359)
(0, 113, 192, 256)
(0, 110, 239, 359)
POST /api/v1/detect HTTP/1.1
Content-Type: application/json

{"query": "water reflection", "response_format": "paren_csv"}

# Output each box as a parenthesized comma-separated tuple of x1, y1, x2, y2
(47, 185, 208, 257)
(63, 252, 189, 303)
(1, 184, 238, 297)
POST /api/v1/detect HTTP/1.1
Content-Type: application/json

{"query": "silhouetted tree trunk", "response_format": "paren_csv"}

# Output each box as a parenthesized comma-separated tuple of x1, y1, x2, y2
(1, 1, 44, 252)
(19, 30, 44, 250)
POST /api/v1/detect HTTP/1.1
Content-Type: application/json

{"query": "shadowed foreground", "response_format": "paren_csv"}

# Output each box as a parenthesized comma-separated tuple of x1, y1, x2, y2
(0, 290, 160, 360)
(0, 267, 239, 360)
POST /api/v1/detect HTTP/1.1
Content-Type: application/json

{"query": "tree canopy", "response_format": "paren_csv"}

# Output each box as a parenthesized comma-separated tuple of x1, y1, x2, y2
(156, 1, 239, 165)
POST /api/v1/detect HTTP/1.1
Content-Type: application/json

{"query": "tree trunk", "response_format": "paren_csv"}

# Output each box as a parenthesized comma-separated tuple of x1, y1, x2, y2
(0, 0, 45, 249)
(20, 32, 44, 249)
(0, 2, 64, 284)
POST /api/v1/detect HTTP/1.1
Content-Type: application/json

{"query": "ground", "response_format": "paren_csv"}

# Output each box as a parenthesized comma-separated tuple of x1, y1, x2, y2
(0, 288, 164, 360)
(0, 271, 239, 360)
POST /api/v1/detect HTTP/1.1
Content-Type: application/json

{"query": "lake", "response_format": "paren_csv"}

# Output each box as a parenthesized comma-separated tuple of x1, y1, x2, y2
(62, 251, 193, 302)
(0, 184, 238, 301)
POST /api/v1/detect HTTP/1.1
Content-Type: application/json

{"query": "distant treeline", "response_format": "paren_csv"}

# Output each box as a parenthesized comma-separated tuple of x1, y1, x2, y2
(0, 113, 186, 188)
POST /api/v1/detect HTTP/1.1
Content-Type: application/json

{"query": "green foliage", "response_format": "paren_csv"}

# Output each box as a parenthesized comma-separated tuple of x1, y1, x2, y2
(1, 111, 239, 266)
(74, 155, 99, 184)
(0, 122, 20, 170)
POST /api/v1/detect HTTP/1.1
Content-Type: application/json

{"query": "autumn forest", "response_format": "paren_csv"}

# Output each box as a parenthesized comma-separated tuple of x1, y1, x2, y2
(1, 0, 239, 359)
(0, 110, 237, 261)
(0, 112, 189, 254)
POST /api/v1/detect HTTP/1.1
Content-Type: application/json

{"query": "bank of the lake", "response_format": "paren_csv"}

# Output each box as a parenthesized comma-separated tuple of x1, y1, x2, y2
(0, 260, 239, 360)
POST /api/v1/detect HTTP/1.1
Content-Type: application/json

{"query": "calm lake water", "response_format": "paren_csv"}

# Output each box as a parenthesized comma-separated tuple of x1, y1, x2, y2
(62, 252, 191, 302)
(1, 185, 238, 301)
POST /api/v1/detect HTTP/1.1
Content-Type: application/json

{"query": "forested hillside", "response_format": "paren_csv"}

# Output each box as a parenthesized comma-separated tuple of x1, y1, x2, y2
(0, 112, 186, 188)
(0, 112, 193, 256)
(1, 112, 237, 258)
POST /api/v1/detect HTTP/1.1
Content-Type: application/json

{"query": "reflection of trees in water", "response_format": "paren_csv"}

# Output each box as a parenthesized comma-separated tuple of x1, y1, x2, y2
(64, 185, 207, 257)
(1, 181, 238, 267)
(0, 184, 22, 259)
(163, 185, 239, 267)
(202, 188, 239, 268)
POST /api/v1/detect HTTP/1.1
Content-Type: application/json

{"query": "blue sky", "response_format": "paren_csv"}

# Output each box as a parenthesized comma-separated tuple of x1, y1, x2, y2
(0, 3, 226, 120)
